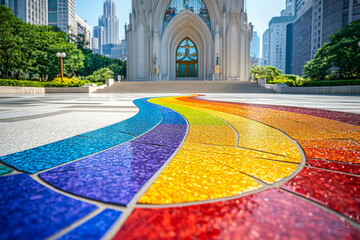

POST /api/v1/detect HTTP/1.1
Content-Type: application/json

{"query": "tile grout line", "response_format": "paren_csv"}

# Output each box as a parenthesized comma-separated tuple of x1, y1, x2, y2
(103, 98, 191, 239)
(306, 165, 360, 177)
(47, 207, 105, 240)
(27, 99, 167, 240)
(135, 97, 306, 208)
(306, 157, 360, 166)
(279, 188, 360, 230)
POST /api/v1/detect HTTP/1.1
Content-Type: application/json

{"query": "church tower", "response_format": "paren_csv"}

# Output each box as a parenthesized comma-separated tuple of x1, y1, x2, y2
(126, 0, 252, 81)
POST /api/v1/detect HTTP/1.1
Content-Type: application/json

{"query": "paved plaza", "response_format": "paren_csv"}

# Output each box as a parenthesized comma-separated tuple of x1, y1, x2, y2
(0, 92, 360, 239)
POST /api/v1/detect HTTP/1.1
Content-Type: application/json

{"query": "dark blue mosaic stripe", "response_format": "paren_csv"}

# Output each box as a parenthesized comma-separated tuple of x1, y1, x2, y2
(58, 209, 122, 240)
(0, 174, 97, 240)
(40, 101, 187, 206)
(0, 98, 163, 173)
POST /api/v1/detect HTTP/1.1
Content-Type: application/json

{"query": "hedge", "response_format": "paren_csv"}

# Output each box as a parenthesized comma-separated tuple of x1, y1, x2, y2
(0, 79, 86, 88)
(300, 79, 360, 87)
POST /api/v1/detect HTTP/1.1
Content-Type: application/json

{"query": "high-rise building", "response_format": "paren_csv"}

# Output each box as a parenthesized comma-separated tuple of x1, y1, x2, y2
(93, 26, 105, 55)
(48, 0, 76, 35)
(0, 0, 9, 6)
(250, 31, 260, 61)
(97, 0, 119, 45)
(292, 0, 312, 75)
(262, 29, 270, 66)
(2, 0, 48, 25)
(75, 14, 92, 49)
(94, 0, 123, 59)
(264, 15, 295, 73)
(291, 0, 360, 75)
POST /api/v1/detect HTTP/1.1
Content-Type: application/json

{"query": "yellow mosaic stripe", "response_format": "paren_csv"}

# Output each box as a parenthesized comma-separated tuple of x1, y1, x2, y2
(139, 96, 301, 204)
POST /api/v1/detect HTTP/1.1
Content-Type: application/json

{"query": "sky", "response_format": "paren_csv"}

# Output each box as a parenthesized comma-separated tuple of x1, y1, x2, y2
(76, 0, 286, 55)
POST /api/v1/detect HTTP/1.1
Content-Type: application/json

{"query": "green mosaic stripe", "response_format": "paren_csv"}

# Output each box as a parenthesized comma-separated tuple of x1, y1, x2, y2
(0, 165, 12, 176)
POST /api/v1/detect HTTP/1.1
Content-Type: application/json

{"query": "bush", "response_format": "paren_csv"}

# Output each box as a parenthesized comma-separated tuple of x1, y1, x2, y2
(52, 76, 81, 84)
(0, 79, 86, 87)
(300, 79, 360, 87)
(86, 67, 114, 82)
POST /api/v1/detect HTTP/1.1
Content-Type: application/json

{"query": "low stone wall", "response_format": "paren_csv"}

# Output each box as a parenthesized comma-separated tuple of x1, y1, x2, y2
(276, 85, 360, 95)
(0, 84, 100, 95)
(45, 86, 92, 93)
(0, 86, 45, 95)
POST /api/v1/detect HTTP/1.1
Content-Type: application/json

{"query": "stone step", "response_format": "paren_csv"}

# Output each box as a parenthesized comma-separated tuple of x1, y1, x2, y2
(96, 81, 274, 93)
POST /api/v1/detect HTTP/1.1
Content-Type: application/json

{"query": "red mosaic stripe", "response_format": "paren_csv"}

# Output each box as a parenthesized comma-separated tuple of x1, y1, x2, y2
(115, 189, 360, 240)
(281, 167, 360, 223)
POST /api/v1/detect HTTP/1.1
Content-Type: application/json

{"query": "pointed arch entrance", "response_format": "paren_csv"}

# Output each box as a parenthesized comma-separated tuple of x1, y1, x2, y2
(176, 38, 198, 78)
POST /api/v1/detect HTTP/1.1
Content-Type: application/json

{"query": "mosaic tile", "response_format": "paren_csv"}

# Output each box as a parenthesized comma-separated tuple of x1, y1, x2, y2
(190, 106, 301, 161)
(58, 209, 122, 240)
(139, 149, 262, 204)
(40, 142, 178, 206)
(0, 174, 97, 240)
(0, 165, 12, 176)
(160, 112, 187, 125)
(179, 97, 360, 141)
(281, 167, 360, 223)
(181, 142, 299, 163)
(117, 189, 360, 240)
(133, 124, 187, 147)
(217, 100, 360, 126)
(0, 98, 165, 173)
(220, 153, 299, 184)
(298, 139, 360, 151)
(148, 98, 228, 126)
(306, 159, 360, 175)
(187, 96, 360, 126)
(186, 125, 237, 146)
(302, 148, 360, 164)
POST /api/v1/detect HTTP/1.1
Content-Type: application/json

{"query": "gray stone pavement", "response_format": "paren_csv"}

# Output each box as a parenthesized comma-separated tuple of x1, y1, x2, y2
(0, 92, 359, 157)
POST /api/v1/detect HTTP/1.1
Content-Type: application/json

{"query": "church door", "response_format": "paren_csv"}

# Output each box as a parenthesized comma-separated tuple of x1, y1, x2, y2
(176, 38, 198, 78)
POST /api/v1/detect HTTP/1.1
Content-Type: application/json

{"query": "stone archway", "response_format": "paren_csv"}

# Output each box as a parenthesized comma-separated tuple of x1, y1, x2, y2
(160, 10, 213, 80)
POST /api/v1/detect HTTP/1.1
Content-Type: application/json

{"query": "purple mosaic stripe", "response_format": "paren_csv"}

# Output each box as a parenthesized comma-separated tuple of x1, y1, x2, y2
(133, 124, 187, 147)
(0, 174, 97, 240)
(40, 100, 187, 206)
(40, 142, 178, 206)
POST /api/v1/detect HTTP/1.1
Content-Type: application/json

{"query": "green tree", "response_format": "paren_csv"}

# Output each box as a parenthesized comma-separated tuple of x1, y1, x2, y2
(0, 6, 84, 80)
(304, 19, 360, 80)
(250, 65, 282, 82)
(0, 6, 28, 78)
(87, 67, 114, 82)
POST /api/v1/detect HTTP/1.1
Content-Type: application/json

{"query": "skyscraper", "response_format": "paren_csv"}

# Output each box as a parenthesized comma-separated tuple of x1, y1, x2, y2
(250, 31, 260, 66)
(48, 0, 76, 35)
(75, 14, 92, 49)
(93, 0, 121, 58)
(2, 0, 48, 25)
(291, 0, 360, 75)
(98, 0, 119, 45)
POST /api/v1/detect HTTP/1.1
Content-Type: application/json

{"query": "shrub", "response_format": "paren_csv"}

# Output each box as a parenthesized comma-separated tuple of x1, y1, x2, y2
(300, 79, 360, 87)
(0, 79, 86, 87)
(52, 76, 81, 84)
(86, 67, 114, 82)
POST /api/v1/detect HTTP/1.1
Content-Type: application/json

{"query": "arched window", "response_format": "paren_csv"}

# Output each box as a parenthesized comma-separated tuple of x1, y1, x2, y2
(164, 0, 211, 30)
(176, 38, 198, 78)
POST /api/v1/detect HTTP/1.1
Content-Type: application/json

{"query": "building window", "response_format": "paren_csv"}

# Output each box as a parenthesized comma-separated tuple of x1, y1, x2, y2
(176, 38, 198, 78)
(164, 0, 210, 30)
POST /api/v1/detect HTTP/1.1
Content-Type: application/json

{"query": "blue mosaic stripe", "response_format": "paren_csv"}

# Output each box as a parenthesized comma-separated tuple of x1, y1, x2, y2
(0, 98, 163, 174)
(40, 100, 188, 206)
(0, 174, 97, 240)
(58, 209, 122, 240)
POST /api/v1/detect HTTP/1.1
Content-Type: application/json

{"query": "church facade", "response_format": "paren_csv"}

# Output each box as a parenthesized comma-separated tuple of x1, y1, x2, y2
(126, 0, 253, 81)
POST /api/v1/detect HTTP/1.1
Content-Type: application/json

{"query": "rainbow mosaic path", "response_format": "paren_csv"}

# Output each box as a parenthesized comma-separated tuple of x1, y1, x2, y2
(0, 95, 360, 239)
